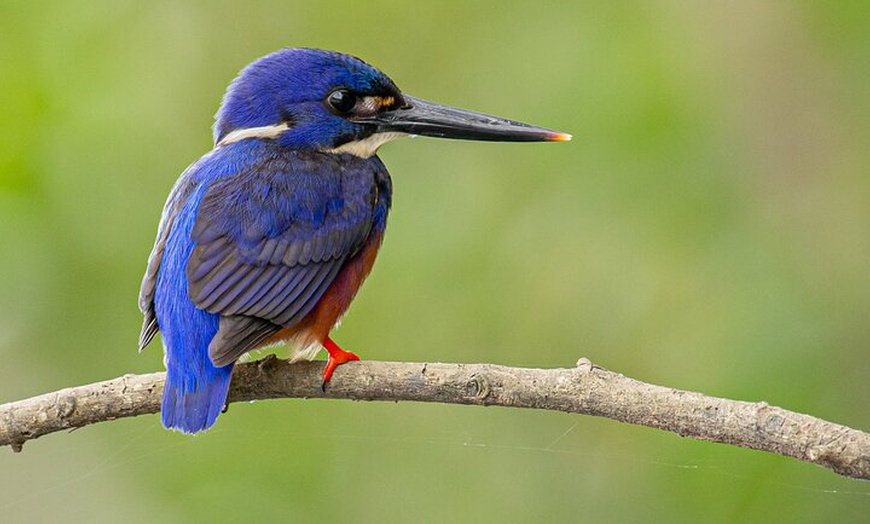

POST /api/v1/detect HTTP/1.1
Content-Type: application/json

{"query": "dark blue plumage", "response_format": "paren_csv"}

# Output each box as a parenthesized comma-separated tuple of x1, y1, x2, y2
(213, 49, 401, 149)
(139, 48, 568, 433)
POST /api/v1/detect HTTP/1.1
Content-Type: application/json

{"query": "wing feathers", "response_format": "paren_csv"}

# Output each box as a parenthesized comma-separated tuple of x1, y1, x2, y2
(183, 150, 383, 361)
(208, 315, 281, 367)
(143, 147, 386, 364)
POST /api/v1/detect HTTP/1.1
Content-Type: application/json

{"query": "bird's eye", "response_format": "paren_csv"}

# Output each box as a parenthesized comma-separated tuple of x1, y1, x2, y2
(326, 89, 357, 115)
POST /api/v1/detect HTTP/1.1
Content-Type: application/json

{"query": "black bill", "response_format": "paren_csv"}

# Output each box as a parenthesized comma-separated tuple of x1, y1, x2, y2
(358, 95, 571, 142)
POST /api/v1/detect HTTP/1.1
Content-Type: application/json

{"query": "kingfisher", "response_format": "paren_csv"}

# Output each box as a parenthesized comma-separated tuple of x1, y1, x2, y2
(138, 48, 570, 434)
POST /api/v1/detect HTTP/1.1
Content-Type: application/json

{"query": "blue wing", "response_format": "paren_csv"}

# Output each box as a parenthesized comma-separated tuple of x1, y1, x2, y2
(139, 142, 386, 367)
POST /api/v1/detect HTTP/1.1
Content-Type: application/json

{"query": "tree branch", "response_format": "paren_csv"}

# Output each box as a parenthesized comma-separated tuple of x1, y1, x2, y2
(1, 357, 868, 479)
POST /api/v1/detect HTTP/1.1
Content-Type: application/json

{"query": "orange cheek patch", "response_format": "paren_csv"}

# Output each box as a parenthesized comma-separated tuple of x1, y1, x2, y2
(375, 96, 396, 109)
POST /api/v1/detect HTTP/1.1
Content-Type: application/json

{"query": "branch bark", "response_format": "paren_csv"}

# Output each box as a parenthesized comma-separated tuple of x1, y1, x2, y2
(1, 357, 868, 480)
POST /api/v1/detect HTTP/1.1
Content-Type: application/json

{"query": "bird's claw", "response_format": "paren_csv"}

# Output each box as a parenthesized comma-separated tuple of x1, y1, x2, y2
(321, 338, 360, 391)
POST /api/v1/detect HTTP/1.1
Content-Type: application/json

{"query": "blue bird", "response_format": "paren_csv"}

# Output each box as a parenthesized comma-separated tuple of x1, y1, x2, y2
(138, 48, 570, 433)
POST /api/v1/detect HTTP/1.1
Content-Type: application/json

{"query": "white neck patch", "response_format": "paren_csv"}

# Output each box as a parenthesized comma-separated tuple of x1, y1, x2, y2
(217, 125, 406, 158)
(217, 123, 290, 146)
(324, 132, 408, 158)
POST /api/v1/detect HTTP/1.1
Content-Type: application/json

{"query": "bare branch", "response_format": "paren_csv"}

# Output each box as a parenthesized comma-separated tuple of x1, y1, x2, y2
(1, 357, 868, 479)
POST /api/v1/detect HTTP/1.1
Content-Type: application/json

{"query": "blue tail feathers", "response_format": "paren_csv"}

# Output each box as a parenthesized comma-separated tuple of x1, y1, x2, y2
(162, 359, 234, 434)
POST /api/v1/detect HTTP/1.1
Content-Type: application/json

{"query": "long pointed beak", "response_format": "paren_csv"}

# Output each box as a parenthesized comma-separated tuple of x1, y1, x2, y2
(357, 95, 571, 143)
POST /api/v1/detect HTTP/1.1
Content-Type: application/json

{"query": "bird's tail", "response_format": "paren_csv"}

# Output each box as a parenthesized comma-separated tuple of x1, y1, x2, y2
(162, 355, 234, 434)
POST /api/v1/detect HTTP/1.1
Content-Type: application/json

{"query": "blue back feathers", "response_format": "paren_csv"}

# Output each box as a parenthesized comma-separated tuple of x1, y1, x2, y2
(156, 182, 228, 433)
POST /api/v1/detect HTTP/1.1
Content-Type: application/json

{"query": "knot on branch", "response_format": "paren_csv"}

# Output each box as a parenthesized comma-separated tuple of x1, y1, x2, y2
(465, 375, 491, 400)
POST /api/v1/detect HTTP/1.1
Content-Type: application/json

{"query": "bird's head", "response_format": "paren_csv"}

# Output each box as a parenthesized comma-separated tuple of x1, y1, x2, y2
(214, 48, 570, 156)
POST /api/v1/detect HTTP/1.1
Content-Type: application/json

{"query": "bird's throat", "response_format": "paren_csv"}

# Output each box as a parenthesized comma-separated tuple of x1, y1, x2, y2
(324, 132, 407, 158)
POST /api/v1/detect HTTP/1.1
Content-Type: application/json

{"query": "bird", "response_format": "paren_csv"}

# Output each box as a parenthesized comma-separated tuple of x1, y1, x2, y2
(138, 48, 570, 434)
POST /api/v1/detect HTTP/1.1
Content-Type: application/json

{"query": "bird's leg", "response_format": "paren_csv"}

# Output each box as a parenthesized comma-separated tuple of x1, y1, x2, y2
(321, 337, 360, 391)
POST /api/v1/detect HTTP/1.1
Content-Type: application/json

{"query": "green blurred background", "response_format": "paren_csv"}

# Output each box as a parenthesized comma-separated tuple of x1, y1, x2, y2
(1, 1, 868, 522)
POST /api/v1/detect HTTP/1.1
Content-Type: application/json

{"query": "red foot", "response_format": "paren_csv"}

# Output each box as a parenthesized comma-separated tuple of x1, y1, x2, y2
(321, 337, 360, 391)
